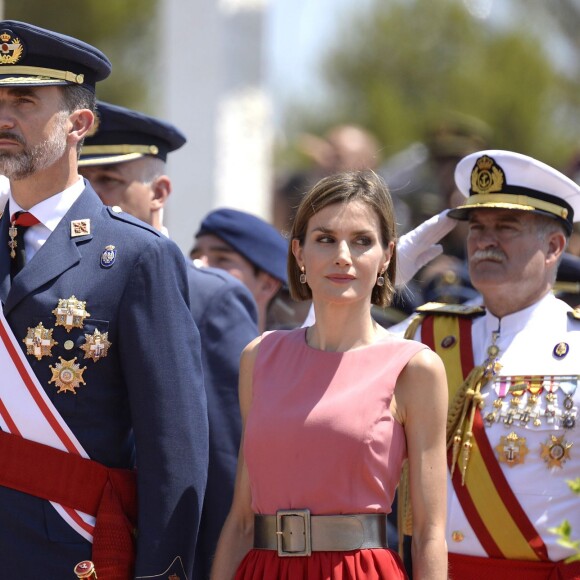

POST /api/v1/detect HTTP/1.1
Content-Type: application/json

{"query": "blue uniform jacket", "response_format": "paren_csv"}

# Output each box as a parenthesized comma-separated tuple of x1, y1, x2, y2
(187, 265, 258, 579)
(0, 184, 208, 579)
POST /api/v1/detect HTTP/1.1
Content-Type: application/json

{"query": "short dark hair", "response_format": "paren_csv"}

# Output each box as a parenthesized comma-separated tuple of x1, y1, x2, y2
(288, 170, 398, 307)
(60, 84, 96, 114)
(59, 85, 96, 153)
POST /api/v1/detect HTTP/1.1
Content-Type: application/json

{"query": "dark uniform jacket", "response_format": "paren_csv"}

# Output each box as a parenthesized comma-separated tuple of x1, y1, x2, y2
(0, 183, 208, 579)
(187, 265, 258, 579)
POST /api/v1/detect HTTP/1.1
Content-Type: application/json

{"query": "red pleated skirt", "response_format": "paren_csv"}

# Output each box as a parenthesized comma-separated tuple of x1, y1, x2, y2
(235, 548, 408, 580)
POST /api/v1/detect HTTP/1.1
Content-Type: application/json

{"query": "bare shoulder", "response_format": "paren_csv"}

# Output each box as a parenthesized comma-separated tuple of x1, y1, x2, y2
(238, 335, 266, 413)
(394, 348, 448, 423)
(402, 346, 445, 376)
(239, 334, 265, 377)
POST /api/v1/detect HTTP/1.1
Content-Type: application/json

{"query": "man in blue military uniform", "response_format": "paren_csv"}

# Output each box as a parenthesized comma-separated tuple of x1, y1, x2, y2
(0, 21, 208, 579)
(78, 101, 259, 579)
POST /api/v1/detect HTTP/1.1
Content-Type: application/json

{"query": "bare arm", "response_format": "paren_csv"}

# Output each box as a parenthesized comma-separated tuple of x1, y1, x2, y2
(210, 336, 262, 580)
(393, 348, 448, 580)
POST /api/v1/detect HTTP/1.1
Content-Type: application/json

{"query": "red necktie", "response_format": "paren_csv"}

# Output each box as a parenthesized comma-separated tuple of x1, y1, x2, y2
(9, 211, 40, 278)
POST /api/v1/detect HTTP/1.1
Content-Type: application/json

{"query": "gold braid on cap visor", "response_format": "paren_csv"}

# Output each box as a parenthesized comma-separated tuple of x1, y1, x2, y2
(0, 66, 84, 84)
(456, 193, 569, 220)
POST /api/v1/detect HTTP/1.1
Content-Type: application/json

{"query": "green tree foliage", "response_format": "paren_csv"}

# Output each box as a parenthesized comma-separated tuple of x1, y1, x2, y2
(293, 0, 580, 168)
(4, 0, 158, 111)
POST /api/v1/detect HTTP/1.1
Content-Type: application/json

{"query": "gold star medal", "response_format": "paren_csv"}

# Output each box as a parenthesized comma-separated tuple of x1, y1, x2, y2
(80, 329, 111, 362)
(22, 322, 58, 360)
(495, 431, 529, 466)
(52, 296, 90, 332)
(541, 434, 572, 468)
(49, 357, 86, 394)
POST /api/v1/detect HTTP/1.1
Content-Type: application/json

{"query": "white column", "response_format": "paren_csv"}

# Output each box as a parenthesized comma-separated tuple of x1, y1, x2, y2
(160, 0, 272, 256)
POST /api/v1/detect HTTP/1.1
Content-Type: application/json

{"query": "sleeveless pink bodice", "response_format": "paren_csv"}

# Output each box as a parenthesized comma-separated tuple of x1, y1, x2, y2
(244, 327, 427, 515)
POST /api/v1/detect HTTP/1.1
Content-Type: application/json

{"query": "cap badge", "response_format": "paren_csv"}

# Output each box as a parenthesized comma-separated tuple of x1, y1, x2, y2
(495, 431, 529, 466)
(0, 30, 24, 65)
(71, 219, 90, 237)
(100, 245, 116, 268)
(470, 155, 505, 195)
(80, 328, 111, 362)
(49, 357, 86, 394)
(541, 434, 572, 468)
(52, 296, 90, 332)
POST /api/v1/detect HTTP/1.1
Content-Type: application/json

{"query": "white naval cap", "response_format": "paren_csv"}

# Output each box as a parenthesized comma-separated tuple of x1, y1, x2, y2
(449, 149, 580, 234)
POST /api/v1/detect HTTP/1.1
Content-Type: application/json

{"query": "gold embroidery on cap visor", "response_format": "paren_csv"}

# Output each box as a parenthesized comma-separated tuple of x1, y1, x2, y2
(453, 193, 569, 221)
(78, 144, 159, 166)
(0, 66, 84, 85)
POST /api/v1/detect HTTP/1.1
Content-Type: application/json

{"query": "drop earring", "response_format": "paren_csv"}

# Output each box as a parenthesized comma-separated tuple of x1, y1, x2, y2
(376, 272, 385, 287)
(299, 267, 307, 284)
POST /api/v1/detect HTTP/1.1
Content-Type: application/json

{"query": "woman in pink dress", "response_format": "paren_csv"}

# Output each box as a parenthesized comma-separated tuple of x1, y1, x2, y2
(211, 171, 448, 579)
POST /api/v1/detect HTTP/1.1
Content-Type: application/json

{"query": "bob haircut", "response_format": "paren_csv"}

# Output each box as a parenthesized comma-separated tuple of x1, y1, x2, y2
(288, 170, 397, 307)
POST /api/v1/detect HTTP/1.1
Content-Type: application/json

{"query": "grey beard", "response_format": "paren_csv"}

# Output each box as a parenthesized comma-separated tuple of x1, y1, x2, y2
(0, 115, 68, 180)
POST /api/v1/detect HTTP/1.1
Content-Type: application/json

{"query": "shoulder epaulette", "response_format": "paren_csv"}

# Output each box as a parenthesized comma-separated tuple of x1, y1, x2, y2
(415, 301, 486, 317)
(105, 205, 161, 236)
(568, 308, 580, 321)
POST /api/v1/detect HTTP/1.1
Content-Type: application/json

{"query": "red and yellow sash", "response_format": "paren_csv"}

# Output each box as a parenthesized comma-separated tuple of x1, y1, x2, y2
(421, 313, 549, 561)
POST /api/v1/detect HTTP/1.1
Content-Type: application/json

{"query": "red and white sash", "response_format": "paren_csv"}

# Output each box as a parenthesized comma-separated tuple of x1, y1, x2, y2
(0, 306, 95, 542)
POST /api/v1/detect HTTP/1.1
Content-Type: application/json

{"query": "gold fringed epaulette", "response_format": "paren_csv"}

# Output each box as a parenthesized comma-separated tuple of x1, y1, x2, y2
(403, 313, 425, 341)
(415, 301, 486, 317)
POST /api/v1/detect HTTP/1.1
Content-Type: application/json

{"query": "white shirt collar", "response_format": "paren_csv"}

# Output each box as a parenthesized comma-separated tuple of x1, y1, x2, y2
(8, 176, 85, 232)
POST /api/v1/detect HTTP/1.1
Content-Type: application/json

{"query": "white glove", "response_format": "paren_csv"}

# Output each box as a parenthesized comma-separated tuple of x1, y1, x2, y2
(395, 209, 457, 287)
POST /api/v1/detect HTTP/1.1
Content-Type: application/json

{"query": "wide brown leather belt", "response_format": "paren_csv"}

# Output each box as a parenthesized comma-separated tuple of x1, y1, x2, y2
(254, 509, 388, 557)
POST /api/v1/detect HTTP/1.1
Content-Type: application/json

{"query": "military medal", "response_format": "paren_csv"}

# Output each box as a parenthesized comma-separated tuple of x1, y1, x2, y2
(52, 296, 90, 332)
(80, 329, 111, 362)
(495, 431, 529, 466)
(100, 245, 116, 268)
(22, 322, 58, 360)
(48, 357, 86, 394)
(553, 342, 569, 359)
(541, 434, 572, 468)
(70, 219, 90, 237)
(8, 221, 17, 258)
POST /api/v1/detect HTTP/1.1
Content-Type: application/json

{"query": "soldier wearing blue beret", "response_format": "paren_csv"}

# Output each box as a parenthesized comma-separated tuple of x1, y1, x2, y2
(79, 101, 259, 579)
(0, 21, 208, 579)
(191, 208, 289, 332)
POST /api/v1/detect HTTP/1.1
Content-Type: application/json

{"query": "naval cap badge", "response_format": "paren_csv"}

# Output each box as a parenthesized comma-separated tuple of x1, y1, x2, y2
(471, 155, 505, 195)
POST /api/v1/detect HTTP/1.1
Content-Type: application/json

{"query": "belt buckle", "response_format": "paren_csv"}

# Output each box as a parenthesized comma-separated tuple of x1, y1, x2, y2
(275, 509, 312, 557)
